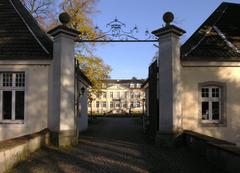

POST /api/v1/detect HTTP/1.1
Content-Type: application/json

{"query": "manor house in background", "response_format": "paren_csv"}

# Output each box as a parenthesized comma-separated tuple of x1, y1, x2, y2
(89, 79, 145, 114)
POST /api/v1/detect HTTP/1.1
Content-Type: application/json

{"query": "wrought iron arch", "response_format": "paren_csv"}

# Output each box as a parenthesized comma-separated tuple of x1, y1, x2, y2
(75, 18, 158, 43)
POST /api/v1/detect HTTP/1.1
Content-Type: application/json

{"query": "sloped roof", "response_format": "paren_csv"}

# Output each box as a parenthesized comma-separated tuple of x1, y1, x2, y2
(181, 2, 240, 61)
(102, 79, 145, 84)
(77, 68, 92, 87)
(0, 0, 52, 60)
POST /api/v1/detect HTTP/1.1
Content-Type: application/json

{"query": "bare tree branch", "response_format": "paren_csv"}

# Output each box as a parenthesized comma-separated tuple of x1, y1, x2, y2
(20, 0, 54, 26)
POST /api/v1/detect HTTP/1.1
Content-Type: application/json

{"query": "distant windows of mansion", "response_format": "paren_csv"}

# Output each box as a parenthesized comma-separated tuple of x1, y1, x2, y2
(110, 101, 114, 108)
(102, 83, 107, 88)
(122, 102, 127, 108)
(96, 101, 100, 108)
(125, 91, 128, 98)
(102, 92, 106, 98)
(136, 83, 141, 88)
(0, 72, 26, 123)
(129, 83, 141, 88)
(115, 102, 120, 108)
(130, 83, 135, 88)
(94, 101, 141, 109)
(135, 92, 141, 98)
(96, 91, 143, 100)
(130, 101, 141, 108)
(199, 82, 226, 125)
(102, 101, 106, 108)
(116, 92, 120, 98)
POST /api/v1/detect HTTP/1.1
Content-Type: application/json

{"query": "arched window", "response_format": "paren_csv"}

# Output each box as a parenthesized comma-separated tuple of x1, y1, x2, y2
(199, 82, 226, 125)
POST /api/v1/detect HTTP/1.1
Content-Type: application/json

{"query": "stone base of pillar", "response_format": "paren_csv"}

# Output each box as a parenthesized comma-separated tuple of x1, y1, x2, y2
(49, 130, 78, 147)
(155, 132, 184, 147)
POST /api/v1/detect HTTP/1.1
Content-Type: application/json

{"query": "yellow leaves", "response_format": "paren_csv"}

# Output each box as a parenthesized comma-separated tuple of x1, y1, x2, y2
(61, 0, 98, 40)
(63, 1, 112, 94)
(76, 53, 112, 91)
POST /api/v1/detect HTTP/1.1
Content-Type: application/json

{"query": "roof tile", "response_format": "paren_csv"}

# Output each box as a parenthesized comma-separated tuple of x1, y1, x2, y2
(0, 0, 53, 60)
(181, 2, 240, 61)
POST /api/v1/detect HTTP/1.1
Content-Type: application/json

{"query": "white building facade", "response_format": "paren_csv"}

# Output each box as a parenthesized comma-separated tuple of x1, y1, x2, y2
(145, 2, 240, 146)
(89, 79, 145, 115)
(0, 0, 91, 146)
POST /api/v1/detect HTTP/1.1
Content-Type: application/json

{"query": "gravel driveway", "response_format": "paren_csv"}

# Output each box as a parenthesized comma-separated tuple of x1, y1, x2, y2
(8, 117, 224, 173)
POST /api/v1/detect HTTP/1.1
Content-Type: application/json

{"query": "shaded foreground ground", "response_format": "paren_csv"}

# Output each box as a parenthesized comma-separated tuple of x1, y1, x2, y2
(8, 117, 224, 173)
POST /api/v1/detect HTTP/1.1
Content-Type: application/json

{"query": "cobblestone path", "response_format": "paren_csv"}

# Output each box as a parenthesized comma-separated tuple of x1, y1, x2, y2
(9, 117, 224, 173)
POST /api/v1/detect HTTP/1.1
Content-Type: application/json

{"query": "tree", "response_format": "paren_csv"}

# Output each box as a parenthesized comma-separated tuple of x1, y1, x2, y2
(61, 0, 111, 90)
(76, 53, 112, 91)
(61, 0, 98, 40)
(20, 0, 55, 27)
(21, 0, 112, 90)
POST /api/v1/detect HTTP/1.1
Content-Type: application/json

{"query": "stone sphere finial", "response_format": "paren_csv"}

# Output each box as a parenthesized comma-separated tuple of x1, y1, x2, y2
(163, 12, 174, 26)
(59, 12, 71, 25)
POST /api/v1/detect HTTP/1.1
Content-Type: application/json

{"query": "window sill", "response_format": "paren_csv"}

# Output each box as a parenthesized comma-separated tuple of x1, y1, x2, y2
(0, 120, 24, 124)
(199, 121, 226, 127)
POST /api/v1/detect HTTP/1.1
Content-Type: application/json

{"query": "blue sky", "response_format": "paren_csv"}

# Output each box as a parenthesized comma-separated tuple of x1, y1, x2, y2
(90, 0, 240, 79)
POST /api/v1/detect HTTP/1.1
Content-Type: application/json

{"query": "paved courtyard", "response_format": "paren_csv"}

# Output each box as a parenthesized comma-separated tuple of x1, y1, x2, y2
(8, 117, 224, 173)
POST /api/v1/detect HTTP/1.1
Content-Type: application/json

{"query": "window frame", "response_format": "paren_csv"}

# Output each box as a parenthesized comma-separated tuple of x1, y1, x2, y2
(110, 92, 113, 98)
(0, 70, 27, 124)
(130, 83, 135, 88)
(102, 92, 107, 98)
(102, 101, 106, 108)
(96, 101, 100, 108)
(198, 81, 227, 127)
(110, 101, 114, 108)
(115, 102, 120, 108)
(125, 91, 128, 98)
(136, 83, 141, 88)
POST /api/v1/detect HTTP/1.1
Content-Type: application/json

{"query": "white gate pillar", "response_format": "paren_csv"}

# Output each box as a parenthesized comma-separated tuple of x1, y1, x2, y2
(48, 13, 80, 146)
(152, 12, 185, 145)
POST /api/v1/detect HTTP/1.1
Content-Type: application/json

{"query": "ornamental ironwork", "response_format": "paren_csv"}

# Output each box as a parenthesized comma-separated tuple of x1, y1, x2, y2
(76, 17, 158, 42)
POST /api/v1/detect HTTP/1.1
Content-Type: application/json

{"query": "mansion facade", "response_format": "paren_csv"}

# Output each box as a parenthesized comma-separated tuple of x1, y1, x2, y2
(89, 79, 145, 114)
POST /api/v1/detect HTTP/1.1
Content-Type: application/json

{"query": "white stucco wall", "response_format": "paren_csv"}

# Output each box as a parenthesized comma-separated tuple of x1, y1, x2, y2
(143, 83, 149, 116)
(181, 62, 240, 145)
(78, 83, 89, 132)
(157, 33, 182, 133)
(0, 64, 49, 141)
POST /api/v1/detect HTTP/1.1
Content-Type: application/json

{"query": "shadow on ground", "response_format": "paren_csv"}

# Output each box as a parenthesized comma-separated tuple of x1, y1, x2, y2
(8, 117, 225, 173)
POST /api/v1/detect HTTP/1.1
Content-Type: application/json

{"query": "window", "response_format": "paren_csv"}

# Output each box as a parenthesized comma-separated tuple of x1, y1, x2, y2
(136, 101, 140, 108)
(135, 92, 140, 98)
(125, 91, 128, 98)
(130, 83, 135, 88)
(102, 83, 107, 88)
(136, 83, 141, 88)
(199, 82, 226, 125)
(130, 102, 134, 108)
(102, 92, 107, 98)
(110, 102, 114, 108)
(96, 101, 100, 108)
(0, 72, 25, 123)
(110, 92, 113, 98)
(102, 101, 106, 108)
(115, 102, 120, 108)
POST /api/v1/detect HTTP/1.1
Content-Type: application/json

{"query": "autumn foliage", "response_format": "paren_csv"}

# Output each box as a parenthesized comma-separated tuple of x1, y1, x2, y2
(21, 0, 112, 90)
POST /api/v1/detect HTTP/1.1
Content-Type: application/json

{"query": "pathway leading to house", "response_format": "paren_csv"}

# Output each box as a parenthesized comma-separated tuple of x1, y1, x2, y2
(8, 117, 224, 173)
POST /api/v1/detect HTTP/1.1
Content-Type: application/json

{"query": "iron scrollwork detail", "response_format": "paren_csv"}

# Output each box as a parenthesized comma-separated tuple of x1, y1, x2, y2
(94, 18, 157, 41)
